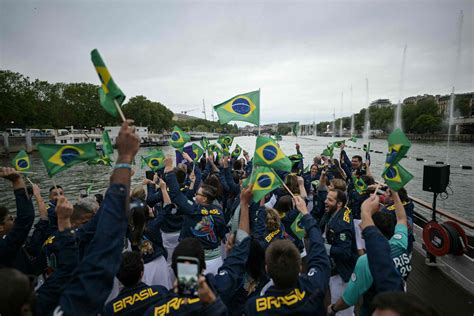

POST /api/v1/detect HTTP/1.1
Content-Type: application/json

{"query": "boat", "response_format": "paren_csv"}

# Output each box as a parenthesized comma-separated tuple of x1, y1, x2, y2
(188, 132, 220, 141)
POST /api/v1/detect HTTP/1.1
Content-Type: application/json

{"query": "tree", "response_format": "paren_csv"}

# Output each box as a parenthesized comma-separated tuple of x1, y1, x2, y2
(455, 95, 472, 117)
(123, 96, 173, 132)
(413, 114, 442, 133)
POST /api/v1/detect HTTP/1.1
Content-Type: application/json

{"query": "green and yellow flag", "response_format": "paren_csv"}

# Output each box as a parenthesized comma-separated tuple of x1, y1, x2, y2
(218, 135, 234, 148)
(352, 175, 367, 193)
(214, 90, 260, 125)
(207, 143, 223, 160)
(141, 149, 165, 171)
(348, 135, 357, 143)
(90, 49, 126, 117)
(254, 136, 292, 172)
(322, 144, 334, 158)
(169, 126, 191, 150)
(332, 140, 345, 148)
(192, 144, 204, 162)
(87, 155, 112, 167)
(246, 166, 284, 202)
(386, 128, 411, 166)
(291, 213, 305, 239)
(200, 137, 210, 150)
(231, 144, 242, 159)
(38, 143, 98, 177)
(12, 150, 31, 172)
(102, 130, 114, 157)
(382, 163, 413, 191)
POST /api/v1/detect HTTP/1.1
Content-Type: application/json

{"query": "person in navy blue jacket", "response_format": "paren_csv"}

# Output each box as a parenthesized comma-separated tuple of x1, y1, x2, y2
(0, 167, 35, 268)
(322, 188, 357, 316)
(46, 185, 64, 234)
(164, 156, 228, 275)
(245, 195, 330, 315)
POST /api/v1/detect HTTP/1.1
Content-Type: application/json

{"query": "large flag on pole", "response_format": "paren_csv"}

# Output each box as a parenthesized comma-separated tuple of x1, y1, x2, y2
(214, 90, 260, 125)
(38, 143, 98, 177)
(254, 136, 292, 172)
(90, 49, 126, 117)
(12, 150, 31, 171)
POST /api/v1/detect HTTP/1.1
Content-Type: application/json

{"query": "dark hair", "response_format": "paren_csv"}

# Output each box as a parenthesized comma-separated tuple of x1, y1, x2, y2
(330, 189, 347, 208)
(172, 238, 205, 276)
(95, 193, 104, 205)
(0, 268, 36, 316)
(372, 212, 396, 239)
(397, 188, 410, 203)
(203, 175, 222, 200)
(49, 185, 63, 193)
(174, 168, 187, 185)
(361, 175, 375, 186)
(274, 195, 293, 214)
(233, 159, 243, 171)
(246, 237, 266, 281)
(372, 292, 440, 316)
(265, 240, 301, 288)
(117, 251, 144, 287)
(0, 206, 9, 224)
(284, 174, 300, 195)
(352, 155, 363, 163)
(129, 199, 147, 247)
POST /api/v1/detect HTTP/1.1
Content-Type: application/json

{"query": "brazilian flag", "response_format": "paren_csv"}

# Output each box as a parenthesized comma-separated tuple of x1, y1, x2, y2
(322, 144, 334, 158)
(200, 137, 210, 150)
(102, 130, 114, 157)
(90, 49, 126, 117)
(191, 144, 204, 162)
(218, 135, 234, 148)
(291, 213, 305, 239)
(385, 128, 411, 167)
(332, 140, 345, 148)
(214, 90, 260, 125)
(141, 149, 165, 171)
(12, 150, 30, 172)
(382, 162, 413, 191)
(87, 155, 112, 167)
(207, 143, 223, 160)
(246, 166, 284, 202)
(38, 143, 98, 177)
(231, 144, 242, 159)
(352, 175, 367, 193)
(348, 135, 357, 143)
(254, 136, 292, 172)
(169, 126, 191, 150)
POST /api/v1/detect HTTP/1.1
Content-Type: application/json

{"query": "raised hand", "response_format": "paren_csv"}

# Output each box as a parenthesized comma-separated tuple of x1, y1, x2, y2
(293, 195, 308, 215)
(116, 120, 140, 164)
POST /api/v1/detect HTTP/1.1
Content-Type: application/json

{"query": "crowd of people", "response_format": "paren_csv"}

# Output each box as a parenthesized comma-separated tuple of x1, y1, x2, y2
(0, 121, 438, 315)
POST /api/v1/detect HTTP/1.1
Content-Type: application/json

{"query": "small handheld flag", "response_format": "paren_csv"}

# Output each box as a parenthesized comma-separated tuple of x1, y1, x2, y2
(101, 130, 114, 157)
(38, 143, 98, 177)
(169, 126, 191, 150)
(246, 166, 284, 202)
(291, 213, 305, 239)
(217, 135, 234, 148)
(231, 144, 242, 159)
(254, 136, 292, 172)
(381, 129, 413, 191)
(87, 156, 112, 167)
(141, 149, 165, 171)
(200, 137, 210, 150)
(352, 175, 367, 193)
(382, 163, 413, 191)
(90, 49, 126, 120)
(214, 90, 260, 125)
(12, 150, 31, 172)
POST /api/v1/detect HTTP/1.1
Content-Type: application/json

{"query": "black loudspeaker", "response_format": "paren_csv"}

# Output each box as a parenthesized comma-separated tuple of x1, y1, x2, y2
(423, 164, 450, 193)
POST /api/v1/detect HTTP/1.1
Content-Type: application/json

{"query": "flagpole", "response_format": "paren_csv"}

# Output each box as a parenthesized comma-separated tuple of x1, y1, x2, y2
(114, 99, 127, 122)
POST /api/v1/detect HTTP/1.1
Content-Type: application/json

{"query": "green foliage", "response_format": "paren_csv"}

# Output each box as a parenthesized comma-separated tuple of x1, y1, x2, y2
(413, 114, 442, 133)
(277, 125, 292, 135)
(176, 118, 237, 134)
(0, 70, 173, 131)
(454, 94, 472, 117)
(123, 96, 173, 132)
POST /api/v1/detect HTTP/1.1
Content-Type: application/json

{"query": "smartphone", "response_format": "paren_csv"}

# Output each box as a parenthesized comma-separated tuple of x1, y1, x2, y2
(145, 171, 155, 181)
(176, 256, 200, 297)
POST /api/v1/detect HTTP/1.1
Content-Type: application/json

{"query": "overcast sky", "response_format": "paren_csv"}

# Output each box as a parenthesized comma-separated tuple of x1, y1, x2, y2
(1, 0, 472, 125)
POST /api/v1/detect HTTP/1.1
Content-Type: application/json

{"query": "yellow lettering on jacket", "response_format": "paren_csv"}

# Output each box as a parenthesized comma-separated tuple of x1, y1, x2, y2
(255, 289, 306, 312)
(264, 229, 281, 242)
(112, 288, 159, 313)
(43, 235, 55, 246)
(153, 297, 201, 316)
(200, 208, 220, 216)
(343, 208, 351, 223)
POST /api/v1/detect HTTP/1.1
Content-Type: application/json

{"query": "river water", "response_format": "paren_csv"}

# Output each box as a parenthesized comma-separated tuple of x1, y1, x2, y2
(1, 136, 473, 222)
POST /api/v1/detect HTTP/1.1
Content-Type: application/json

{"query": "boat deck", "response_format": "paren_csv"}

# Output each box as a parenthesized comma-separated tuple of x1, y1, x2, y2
(407, 250, 474, 316)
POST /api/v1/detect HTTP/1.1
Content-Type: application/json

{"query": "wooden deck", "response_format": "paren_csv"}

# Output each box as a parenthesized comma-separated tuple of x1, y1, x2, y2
(407, 250, 474, 316)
